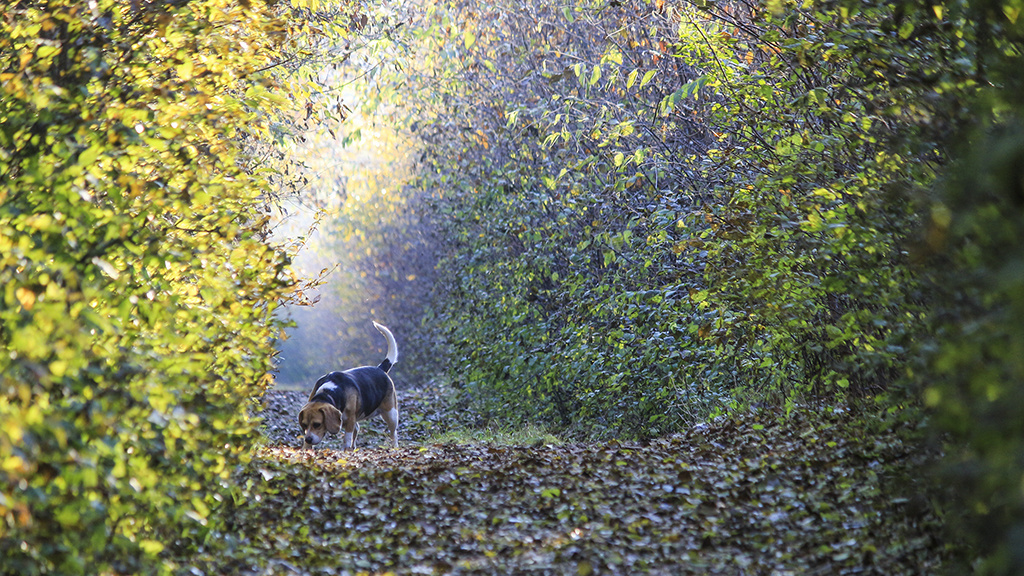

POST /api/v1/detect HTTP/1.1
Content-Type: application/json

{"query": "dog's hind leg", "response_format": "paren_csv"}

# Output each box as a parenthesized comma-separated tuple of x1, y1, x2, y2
(381, 407, 399, 448)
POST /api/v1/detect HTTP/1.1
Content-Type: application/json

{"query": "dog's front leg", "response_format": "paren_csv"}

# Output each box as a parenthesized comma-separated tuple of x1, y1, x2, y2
(342, 418, 358, 451)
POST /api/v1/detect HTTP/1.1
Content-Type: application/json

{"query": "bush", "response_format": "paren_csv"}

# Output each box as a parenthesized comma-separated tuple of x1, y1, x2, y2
(368, 0, 974, 436)
(0, 1, 300, 572)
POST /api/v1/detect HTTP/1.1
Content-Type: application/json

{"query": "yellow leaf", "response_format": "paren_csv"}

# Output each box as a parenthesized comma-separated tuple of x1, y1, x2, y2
(626, 69, 638, 89)
(2, 415, 24, 444)
(2, 454, 29, 474)
(1004, 4, 1020, 23)
(49, 360, 68, 378)
(15, 287, 35, 310)
(139, 539, 165, 554)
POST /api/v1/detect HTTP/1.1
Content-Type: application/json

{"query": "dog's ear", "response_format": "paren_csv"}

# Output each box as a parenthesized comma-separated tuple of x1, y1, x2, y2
(322, 405, 342, 434)
(297, 407, 308, 431)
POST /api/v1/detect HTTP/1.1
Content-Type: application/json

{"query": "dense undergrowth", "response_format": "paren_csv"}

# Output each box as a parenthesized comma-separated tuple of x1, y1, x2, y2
(380, 0, 963, 435)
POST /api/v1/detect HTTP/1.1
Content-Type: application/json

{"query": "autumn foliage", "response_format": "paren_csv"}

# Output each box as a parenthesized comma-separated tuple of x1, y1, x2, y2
(353, 0, 1023, 572)
(2, 0, 1023, 573)
(0, 0, 305, 572)
(372, 0, 945, 433)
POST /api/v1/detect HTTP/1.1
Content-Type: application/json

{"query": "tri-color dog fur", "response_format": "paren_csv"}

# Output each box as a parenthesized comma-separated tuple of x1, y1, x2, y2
(297, 321, 398, 451)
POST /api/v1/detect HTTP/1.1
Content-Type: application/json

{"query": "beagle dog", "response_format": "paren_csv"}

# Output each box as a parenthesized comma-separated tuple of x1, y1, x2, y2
(297, 321, 398, 451)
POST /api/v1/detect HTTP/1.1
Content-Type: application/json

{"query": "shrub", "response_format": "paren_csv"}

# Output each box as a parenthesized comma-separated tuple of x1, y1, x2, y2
(0, 1, 299, 572)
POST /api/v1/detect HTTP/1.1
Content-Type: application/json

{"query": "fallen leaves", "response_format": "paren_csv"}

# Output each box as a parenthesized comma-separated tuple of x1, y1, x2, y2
(200, 397, 950, 575)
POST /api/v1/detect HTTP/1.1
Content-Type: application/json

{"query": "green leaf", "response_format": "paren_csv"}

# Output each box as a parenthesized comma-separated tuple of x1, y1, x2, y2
(640, 70, 657, 88)
(626, 69, 639, 89)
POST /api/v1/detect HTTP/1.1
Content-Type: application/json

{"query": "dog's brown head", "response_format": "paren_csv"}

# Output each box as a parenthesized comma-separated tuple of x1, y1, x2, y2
(298, 402, 342, 449)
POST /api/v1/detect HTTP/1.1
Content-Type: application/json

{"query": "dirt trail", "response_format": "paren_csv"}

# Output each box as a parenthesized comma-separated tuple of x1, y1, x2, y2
(203, 389, 948, 575)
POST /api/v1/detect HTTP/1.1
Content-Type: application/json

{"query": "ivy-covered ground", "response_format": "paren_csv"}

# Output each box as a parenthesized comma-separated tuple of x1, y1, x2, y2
(201, 388, 955, 575)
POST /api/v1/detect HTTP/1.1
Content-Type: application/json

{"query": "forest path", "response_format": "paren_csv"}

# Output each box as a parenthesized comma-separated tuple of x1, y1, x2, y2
(207, 388, 948, 575)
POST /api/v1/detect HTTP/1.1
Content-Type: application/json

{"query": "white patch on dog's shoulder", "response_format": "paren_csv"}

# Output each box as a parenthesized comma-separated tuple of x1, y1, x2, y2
(319, 382, 337, 393)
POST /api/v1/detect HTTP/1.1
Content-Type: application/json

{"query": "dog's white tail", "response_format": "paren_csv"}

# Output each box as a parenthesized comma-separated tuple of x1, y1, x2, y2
(372, 321, 398, 372)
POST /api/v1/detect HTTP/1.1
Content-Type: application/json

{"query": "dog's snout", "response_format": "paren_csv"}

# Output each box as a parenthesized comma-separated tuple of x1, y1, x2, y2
(303, 432, 321, 448)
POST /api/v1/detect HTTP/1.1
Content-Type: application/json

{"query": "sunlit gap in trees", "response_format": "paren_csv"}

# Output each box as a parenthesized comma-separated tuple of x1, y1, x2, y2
(270, 67, 417, 389)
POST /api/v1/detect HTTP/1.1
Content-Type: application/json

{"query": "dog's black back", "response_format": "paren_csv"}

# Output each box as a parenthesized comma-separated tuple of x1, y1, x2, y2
(309, 367, 391, 419)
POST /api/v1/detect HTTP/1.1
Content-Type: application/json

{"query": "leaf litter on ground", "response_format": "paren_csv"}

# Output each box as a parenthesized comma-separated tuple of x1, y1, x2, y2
(192, 387, 952, 575)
